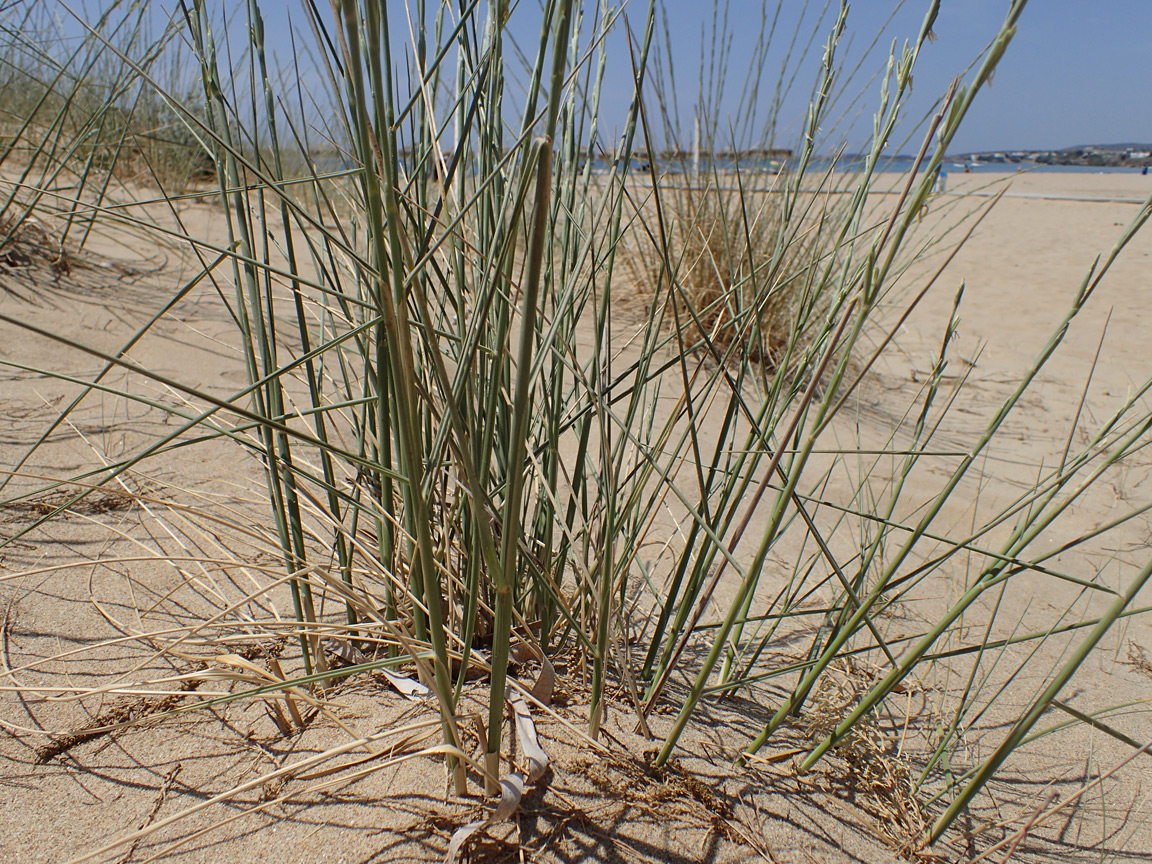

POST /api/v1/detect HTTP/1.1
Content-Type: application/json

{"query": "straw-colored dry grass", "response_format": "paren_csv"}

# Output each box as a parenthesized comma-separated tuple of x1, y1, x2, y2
(628, 177, 818, 369)
(798, 658, 934, 858)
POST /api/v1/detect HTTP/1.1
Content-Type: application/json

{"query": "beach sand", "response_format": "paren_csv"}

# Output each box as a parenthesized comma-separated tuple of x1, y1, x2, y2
(1, 169, 1151, 863)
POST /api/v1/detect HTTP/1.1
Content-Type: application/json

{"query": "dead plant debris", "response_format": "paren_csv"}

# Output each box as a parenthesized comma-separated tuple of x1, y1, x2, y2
(1127, 641, 1152, 679)
(570, 750, 748, 847)
(2, 486, 139, 522)
(798, 658, 933, 859)
(35, 679, 200, 764)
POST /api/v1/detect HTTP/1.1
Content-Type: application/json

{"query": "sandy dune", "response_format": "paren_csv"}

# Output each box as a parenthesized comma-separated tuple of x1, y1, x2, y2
(2, 169, 1151, 863)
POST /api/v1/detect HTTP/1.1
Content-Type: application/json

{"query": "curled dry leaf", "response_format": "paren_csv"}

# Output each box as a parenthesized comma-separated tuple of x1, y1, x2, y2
(445, 773, 526, 864)
(380, 667, 431, 701)
(444, 654, 551, 863)
(509, 691, 549, 783)
(323, 636, 366, 666)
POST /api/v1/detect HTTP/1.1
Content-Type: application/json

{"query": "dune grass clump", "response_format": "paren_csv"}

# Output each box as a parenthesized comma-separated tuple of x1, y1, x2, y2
(3, 0, 1152, 860)
(0, 0, 210, 264)
(628, 171, 820, 370)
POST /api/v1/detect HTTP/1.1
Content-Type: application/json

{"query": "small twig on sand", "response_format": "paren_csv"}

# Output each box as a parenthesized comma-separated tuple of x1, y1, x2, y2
(970, 738, 1152, 863)
(996, 790, 1056, 864)
(117, 763, 183, 864)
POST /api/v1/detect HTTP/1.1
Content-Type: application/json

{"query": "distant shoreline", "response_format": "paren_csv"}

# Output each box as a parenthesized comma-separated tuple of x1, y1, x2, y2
(948, 144, 1152, 169)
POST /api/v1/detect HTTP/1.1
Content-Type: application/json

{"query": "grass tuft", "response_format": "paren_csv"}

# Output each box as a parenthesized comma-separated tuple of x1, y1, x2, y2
(629, 169, 819, 369)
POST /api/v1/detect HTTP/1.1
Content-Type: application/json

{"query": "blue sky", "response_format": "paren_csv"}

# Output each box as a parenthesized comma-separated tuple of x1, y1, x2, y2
(57, 0, 1152, 155)
(852, 0, 1152, 152)
(533, 0, 1152, 154)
